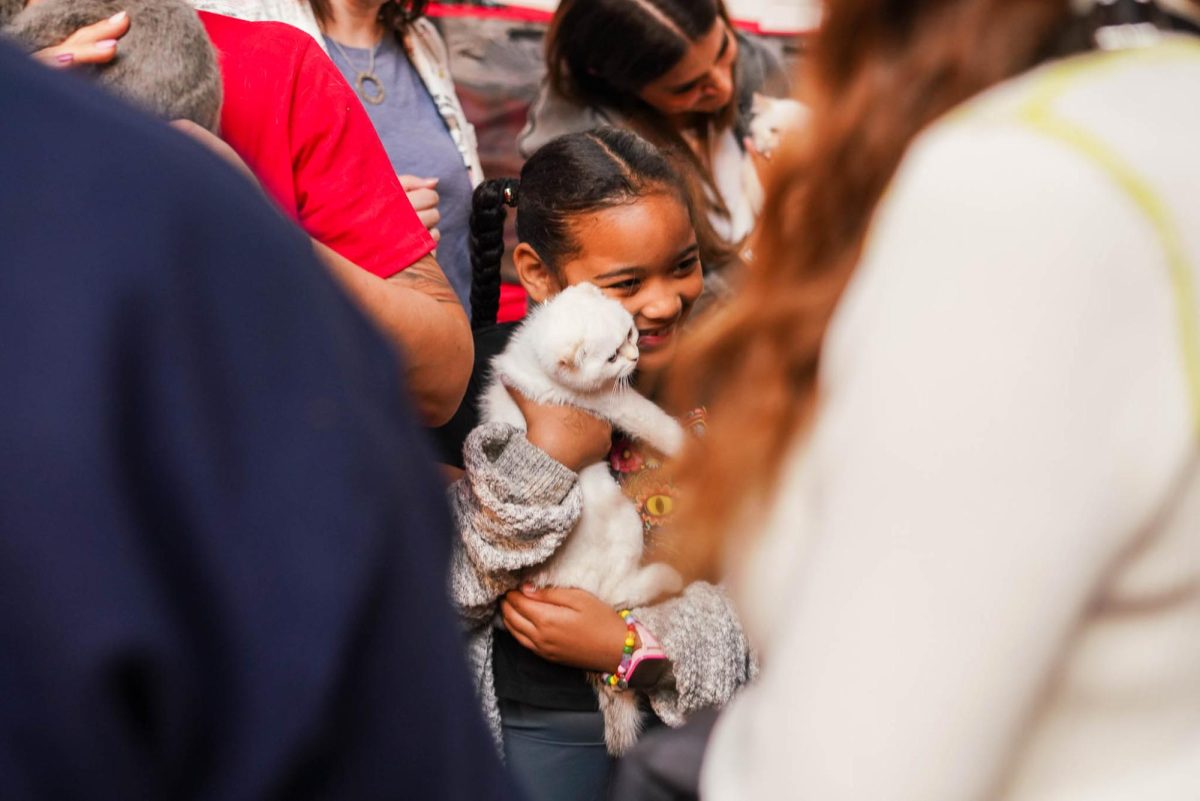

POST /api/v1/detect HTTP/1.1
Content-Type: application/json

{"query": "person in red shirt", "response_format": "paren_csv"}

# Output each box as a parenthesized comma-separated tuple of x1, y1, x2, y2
(23, 5, 473, 426)
(198, 11, 471, 426)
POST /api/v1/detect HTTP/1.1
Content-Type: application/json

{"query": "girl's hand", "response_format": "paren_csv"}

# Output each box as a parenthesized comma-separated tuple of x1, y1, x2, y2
(398, 175, 441, 242)
(32, 10, 130, 70)
(500, 585, 630, 672)
(510, 387, 612, 472)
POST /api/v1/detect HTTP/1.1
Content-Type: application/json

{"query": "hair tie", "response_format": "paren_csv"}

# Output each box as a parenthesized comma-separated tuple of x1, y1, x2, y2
(502, 183, 519, 207)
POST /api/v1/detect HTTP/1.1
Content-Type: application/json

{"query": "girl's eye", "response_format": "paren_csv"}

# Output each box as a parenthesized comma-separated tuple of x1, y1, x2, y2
(675, 257, 700, 275)
(606, 279, 641, 293)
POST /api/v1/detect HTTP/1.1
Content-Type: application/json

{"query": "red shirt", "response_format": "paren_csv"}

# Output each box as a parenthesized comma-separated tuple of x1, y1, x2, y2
(199, 12, 433, 279)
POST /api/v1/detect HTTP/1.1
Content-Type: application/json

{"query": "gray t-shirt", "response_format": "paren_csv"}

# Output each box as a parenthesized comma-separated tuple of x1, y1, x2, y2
(326, 33, 474, 311)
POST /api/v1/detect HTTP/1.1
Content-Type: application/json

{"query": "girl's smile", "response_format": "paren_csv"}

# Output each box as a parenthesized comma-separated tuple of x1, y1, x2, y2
(637, 322, 677, 351)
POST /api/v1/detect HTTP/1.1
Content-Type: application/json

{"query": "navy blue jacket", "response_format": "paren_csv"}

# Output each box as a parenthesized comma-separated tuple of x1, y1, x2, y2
(0, 41, 519, 801)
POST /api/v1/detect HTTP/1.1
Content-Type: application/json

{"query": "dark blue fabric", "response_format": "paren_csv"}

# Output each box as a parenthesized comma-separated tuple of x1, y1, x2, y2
(0, 41, 520, 801)
(499, 700, 612, 801)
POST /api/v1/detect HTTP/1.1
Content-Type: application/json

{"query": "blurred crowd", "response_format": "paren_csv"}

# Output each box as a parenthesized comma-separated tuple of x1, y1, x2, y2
(0, 1, 1197, 800)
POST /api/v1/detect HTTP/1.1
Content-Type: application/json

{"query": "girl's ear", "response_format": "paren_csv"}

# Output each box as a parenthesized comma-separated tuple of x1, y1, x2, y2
(514, 243, 562, 303)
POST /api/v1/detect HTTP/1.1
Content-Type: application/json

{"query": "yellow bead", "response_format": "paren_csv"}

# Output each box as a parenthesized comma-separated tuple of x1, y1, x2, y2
(625, 636, 636, 648)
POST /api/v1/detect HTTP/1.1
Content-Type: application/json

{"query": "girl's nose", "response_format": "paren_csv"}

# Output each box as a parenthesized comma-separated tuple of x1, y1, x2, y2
(705, 68, 732, 100)
(641, 290, 683, 322)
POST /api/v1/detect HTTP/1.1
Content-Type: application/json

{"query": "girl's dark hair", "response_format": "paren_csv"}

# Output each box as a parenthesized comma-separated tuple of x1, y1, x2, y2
(306, 0, 428, 35)
(469, 128, 690, 329)
(545, 0, 739, 271)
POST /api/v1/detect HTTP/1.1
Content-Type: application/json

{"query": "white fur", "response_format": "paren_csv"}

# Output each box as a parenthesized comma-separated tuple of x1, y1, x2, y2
(743, 93, 809, 217)
(480, 283, 684, 754)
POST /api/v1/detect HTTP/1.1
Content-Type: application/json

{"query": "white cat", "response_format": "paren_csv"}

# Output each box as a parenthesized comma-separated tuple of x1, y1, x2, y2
(480, 282, 685, 754)
(743, 93, 809, 217)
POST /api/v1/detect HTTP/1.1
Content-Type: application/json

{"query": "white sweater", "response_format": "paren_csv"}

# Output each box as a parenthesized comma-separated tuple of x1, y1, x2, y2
(703, 40, 1200, 801)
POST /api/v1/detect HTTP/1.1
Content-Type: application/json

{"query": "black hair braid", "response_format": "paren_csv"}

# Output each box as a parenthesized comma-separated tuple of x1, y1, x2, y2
(468, 178, 519, 330)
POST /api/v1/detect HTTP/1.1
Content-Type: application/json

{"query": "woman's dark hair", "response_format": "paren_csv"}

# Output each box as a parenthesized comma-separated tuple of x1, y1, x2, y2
(469, 128, 691, 329)
(547, 0, 723, 112)
(545, 0, 739, 272)
(306, 0, 427, 34)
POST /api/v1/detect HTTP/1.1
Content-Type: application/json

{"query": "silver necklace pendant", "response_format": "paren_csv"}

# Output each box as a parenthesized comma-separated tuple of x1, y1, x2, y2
(356, 71, 386, 105)
(328, 34, 387, 106)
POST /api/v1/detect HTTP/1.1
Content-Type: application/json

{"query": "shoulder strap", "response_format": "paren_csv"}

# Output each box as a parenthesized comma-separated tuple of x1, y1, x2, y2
(1014, 43, 1200, 434)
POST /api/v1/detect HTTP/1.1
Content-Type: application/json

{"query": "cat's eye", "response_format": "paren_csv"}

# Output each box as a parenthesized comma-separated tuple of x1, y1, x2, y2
(607, 352, 620, 363)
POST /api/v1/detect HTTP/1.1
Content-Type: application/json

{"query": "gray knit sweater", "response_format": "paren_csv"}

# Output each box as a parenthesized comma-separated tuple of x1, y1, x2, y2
(448, 421, 754, 750)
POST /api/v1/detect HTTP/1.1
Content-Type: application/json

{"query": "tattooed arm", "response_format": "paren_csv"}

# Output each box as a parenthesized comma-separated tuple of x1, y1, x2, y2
(316, 243, 473, 426)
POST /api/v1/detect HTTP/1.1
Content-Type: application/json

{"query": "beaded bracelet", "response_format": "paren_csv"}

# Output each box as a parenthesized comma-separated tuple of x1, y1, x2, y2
(601, 609, 639, 691)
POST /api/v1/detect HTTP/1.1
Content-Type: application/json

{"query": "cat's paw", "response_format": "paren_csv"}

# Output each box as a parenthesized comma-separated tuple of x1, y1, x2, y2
(630, 562, 683, 604)
(652, 563, 684, 597)
(644, 418, 686, 458)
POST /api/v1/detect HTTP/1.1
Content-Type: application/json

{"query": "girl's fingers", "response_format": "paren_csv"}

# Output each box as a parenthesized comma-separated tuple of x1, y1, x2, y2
(406, 187, 440, 212)
(65, 11, 132, 46)
(500, 595, 540, 640)
(34, 40, 118, 68)
(502, 590, 542, 623)
(33, 11, 130, 68)
(398, 174, 439, 191)
(416, 206, 441, 230)
(32, 48, 79, 69)
(505, 623, 542, 657)
(524, 585, 587, 609)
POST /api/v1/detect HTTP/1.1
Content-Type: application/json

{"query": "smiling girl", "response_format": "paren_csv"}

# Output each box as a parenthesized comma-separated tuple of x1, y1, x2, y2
(449, 128, 751, 801)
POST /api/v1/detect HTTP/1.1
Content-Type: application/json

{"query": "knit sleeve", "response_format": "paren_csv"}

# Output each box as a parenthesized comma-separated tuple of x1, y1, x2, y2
(632, 581, 755, 727)
(448, 422, 584, 626)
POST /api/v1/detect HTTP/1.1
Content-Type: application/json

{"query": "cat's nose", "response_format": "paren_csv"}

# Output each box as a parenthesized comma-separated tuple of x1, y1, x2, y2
(620, 344, 639, 361)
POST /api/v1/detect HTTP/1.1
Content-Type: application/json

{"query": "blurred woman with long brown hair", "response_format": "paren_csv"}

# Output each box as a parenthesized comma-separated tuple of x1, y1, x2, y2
(665, 0, 1200, 798)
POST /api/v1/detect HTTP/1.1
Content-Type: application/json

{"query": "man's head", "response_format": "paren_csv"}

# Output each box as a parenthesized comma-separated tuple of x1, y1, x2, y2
(3, 0, 222, 132)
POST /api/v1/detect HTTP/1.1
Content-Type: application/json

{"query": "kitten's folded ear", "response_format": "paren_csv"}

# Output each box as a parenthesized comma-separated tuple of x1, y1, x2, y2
(557, 341, 583, 371)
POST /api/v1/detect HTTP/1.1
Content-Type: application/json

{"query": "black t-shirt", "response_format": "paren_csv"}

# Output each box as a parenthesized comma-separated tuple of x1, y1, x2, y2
(492, 627, 600, 711)
(432, 322, 518, 467)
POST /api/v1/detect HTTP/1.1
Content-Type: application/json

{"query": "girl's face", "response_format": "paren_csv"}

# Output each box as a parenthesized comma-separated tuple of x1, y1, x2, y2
(517, 192, 703, 380)
(637, 20, 738, 120)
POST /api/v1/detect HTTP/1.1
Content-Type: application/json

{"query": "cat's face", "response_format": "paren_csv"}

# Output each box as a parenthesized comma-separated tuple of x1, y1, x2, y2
(532, 284, 641, 394)
(551, 193, 702, 380)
